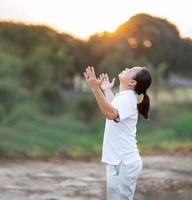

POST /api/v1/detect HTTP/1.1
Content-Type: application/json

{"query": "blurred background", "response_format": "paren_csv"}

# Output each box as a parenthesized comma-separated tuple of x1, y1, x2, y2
(0, 0, 191, 199)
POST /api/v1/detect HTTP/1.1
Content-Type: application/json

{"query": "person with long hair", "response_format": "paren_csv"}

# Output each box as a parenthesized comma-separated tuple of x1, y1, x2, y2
(84, 66, 152, 200)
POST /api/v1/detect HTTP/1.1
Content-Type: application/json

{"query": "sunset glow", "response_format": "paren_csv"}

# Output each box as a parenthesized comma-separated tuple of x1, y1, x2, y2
(0, 0, 191, 39)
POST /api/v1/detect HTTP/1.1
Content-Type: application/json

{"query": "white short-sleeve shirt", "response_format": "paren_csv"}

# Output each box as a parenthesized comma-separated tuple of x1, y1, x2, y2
(101, 89, 141, 165)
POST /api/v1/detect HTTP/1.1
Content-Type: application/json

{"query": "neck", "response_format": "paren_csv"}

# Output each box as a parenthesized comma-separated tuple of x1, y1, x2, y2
(119, 84, 134, 92)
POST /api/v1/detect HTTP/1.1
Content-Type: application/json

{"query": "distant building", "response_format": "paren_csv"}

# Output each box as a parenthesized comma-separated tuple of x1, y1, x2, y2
(168, 72, 192, 88)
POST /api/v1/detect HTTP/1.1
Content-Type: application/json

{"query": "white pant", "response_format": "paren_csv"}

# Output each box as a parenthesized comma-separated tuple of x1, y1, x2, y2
(106, 160, 142, 200)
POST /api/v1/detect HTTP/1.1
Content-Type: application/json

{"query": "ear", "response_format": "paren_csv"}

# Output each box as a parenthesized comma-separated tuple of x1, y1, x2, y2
(128, 79, 137, 87)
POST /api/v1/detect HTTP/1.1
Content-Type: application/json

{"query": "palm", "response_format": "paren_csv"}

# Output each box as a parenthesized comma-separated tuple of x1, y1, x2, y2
(99, 73, 115, 91)
(84, 67, 115, 91)
(101, 79, 111, 90)
(84, 66, 105, 89)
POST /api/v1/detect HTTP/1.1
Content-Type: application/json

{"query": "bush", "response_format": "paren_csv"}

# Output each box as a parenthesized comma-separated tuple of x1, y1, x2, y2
(166, 112, 192, 139)
(0, 87, 16, 120)
(75, 93, 99, 122)
(38, 84, 65, 115)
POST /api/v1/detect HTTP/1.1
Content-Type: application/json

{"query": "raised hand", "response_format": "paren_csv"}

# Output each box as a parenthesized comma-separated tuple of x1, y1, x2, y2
(83, 66, 105, 91)
(99, 73, 116, 91)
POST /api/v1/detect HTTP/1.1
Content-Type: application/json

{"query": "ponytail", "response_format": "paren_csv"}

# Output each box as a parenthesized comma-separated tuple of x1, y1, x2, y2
(137, 92, 150, 120)
(133, 67, 152, 120)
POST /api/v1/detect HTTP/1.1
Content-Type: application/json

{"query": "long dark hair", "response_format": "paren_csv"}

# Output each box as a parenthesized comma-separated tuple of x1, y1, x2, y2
(133, 67, 152, 120)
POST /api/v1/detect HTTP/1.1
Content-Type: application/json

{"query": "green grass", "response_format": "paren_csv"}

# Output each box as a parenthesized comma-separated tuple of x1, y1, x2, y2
(137, 110, 192, 153)
(0, 89, 192, 159)
(0, 106, 105, 158)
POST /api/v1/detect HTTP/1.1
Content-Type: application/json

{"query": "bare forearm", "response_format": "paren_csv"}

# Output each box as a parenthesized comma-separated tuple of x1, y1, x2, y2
(83, 66, 117, 119)
(103, 89, 114, 103)
(91, 88, 116, 119)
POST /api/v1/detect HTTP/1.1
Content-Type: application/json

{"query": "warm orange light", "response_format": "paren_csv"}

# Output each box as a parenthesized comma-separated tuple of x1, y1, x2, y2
(128, 37, 138, 48)
(0, 0, 190, 39)
(143, 40, 152, 48)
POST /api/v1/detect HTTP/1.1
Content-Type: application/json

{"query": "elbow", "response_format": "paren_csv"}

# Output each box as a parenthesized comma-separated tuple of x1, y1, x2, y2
(105, 115, 114, 120)
(105, 109, 118, 120)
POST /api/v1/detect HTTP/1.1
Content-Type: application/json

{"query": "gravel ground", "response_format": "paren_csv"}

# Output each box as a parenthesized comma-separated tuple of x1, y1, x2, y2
(0, 155, 192, 200)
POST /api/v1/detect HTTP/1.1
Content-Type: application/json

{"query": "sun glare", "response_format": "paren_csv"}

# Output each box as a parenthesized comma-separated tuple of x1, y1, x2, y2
(42, 0, 132, 39)
(0, 0, 191, 39)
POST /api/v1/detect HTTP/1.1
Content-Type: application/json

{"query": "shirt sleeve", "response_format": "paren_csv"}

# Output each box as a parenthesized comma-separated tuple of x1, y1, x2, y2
(111, 95, 137, 123)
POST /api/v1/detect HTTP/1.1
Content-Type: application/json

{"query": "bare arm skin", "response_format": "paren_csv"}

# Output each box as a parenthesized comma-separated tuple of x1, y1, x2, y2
(83, 66, 118, 120)
(99, 73, 115, 103)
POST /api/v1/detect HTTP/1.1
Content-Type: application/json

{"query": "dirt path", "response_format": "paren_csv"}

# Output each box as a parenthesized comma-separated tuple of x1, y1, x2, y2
(0, 155, 192, 200)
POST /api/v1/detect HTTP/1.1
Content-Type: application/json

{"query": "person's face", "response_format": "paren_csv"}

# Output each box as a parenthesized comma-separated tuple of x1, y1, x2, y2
(118, 66, 143, 87)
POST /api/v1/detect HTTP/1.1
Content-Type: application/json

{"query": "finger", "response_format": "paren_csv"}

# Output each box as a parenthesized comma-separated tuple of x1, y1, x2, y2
(111, 78, 116, 86)
(102, 74, 107, 81)
(105, 73, 109, 81)
(100, 76, 105, 84)
(86, 66, 91, 72)
(91, 66, 96, 78)
(86, 66, 92, 77)
(85, 71, 90, 79)
(101, 73, 105, 80)
(83, 72, 88, 79)
(86, 67, 89, 74)
(86, 66, 90, 71)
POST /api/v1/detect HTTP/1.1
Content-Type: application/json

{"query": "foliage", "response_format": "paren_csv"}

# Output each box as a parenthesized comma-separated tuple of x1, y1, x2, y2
(37, 84, 65, 115)
(74, 93, 99, 122)
(0, 14, 192, 158)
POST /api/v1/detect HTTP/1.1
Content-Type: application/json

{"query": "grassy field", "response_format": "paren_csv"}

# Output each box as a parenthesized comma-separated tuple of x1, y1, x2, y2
(0, 88, 192, 159)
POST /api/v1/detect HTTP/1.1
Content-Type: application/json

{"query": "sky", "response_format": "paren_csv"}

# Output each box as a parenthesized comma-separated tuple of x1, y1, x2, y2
(0, 0, 191, 40)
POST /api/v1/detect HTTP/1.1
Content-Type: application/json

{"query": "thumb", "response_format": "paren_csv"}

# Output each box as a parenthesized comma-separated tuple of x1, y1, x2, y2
(111, 78, 116, 86)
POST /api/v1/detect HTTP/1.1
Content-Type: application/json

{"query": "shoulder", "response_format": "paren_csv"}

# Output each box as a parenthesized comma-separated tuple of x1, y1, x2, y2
(112, 93, 137, 104)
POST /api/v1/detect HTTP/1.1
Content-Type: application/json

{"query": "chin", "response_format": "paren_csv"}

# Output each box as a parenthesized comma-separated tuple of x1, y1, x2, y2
(118, 74, 124, 84)
(118, 72, 122, 77)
